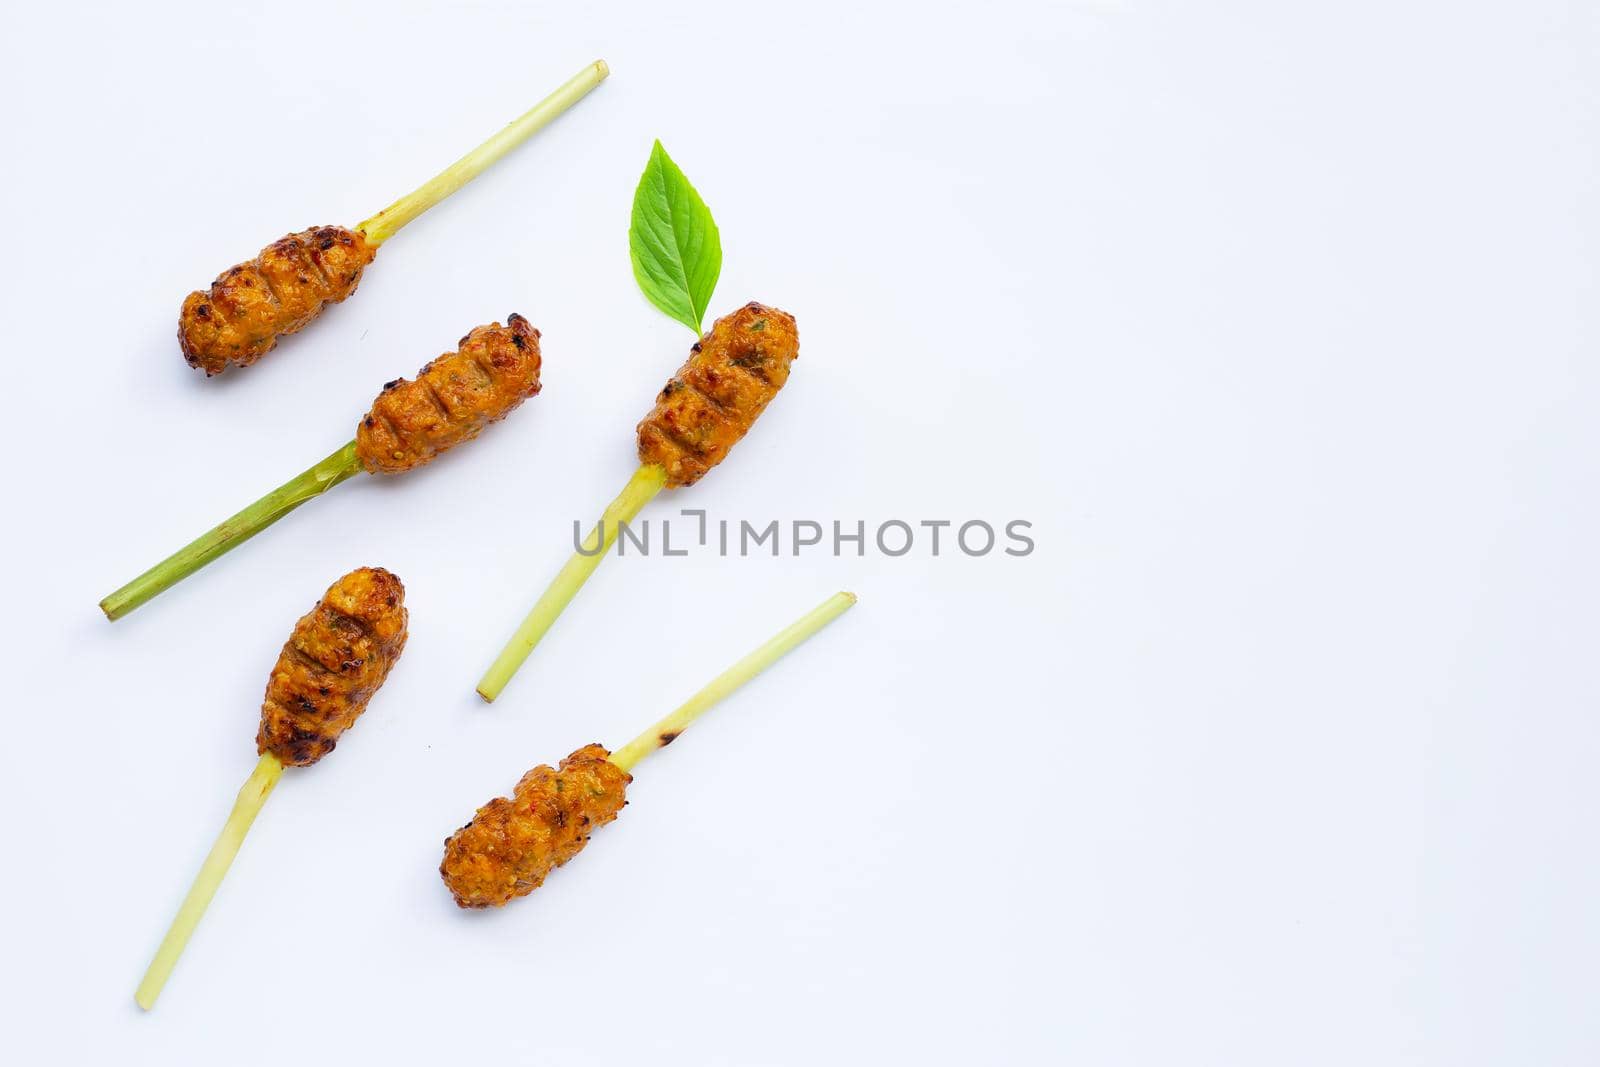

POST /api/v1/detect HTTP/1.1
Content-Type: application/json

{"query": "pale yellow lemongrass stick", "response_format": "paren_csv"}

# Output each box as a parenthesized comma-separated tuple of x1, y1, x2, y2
(135, 754, 284, 1011)
(609, 592, 858, 773)
(477, 464, 667, 702)
(357, 59, 610, 245)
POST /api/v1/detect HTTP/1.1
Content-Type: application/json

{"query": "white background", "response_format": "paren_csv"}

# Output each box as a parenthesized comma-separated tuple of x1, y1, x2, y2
(1, 1, 1595, 1063)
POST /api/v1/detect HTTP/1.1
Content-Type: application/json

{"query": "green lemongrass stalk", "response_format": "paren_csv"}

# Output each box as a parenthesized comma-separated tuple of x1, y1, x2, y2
(609, 592, 857, 773)
(357, 60, 609, 245)
(477, 463, 667, 702)
(135, 753, 284, 1011)
(100, 442, 362, 621)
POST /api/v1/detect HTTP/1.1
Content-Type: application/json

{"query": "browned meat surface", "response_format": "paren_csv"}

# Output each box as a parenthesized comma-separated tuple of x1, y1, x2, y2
(257, 567, 408, 767)
(356, 315, 542, 475)
(439, 744, 631, 908)
(179, 226, 377, 376)
(636, 302, 799, 487)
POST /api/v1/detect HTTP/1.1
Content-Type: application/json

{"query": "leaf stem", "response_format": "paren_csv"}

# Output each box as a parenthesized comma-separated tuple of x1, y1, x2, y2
(609, 592, 857, 773)
(476, 463, 667, 702)
(100, 441, 363, 621)
(357, 60, 610, 246)
(135, 753, 284, 1011)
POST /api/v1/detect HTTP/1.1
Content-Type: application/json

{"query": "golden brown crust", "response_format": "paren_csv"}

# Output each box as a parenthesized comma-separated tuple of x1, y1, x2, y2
(439, 744, 631, 908)
(179, 226, 376, 376)
(355, 315, 542, 475)
(257, 567, 408, 767)
(636, 302, 799, 487)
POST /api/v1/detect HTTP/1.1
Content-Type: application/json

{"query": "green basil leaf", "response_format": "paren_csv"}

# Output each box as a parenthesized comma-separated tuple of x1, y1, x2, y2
(629, 140, 722, 334)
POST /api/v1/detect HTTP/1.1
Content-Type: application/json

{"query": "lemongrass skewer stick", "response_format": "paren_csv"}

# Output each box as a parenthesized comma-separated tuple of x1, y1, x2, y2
(477, 463, 667, 701)
(135, 754, 284, 1011)
(99, 442, 361, 620)
(357, 59, 609, 246)
(609, 591, 857, 773)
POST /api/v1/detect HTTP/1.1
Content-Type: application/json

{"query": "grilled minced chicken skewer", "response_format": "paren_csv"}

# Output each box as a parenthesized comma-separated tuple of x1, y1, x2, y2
(444, 592, 853, 907)
(179, 61, 606, 375)
(101, 315, 541, 619)
(477, 301, 798, 700)
(136, 568, 408, 1010)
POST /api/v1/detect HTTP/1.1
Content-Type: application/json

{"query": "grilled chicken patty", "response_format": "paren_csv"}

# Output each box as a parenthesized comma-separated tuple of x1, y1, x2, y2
(257, 567, 408, 767)
(637, 302, 798, 487)
(179, 226, 377, 376)
(440, 745, 631, 908)
(356, 315, 542, 474)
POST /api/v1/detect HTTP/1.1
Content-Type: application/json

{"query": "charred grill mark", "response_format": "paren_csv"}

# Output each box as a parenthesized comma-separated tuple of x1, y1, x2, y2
(324, 604, 376, 645)
(301, 234, 335, 291)
(273, 238, 316, 294)
(284, 640, 338, 681)
(420, 379, 453, 423)
(375, 410, 403, 445)
(254, 264, 284, 311)
(683, 374, 736, 421)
